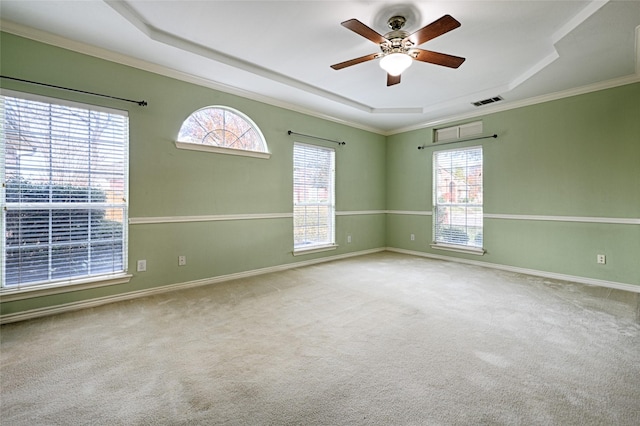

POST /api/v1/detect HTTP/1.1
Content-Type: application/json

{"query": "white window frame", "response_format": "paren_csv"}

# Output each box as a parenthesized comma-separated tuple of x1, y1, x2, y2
(432, 145, 485, 255)
(175, 105, 270, 159)
(1, 90, 131, 295)
(293, 142, 336, 255)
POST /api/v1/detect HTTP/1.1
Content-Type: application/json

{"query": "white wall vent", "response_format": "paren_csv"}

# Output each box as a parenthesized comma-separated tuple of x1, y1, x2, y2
(472, 96, 503, 107)
(434, 121, 483, 143)
(459, 121, 484, 138)
(434, 126, 460, 142)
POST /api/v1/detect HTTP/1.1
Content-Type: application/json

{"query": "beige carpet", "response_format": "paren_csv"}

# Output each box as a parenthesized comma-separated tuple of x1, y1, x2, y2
(1, 252, 639, 425)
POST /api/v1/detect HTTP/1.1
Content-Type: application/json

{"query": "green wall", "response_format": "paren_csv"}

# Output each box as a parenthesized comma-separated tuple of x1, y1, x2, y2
(387, 83, 640, 285)
(0, 33, 386, 316)
(1, 32, 638, 318)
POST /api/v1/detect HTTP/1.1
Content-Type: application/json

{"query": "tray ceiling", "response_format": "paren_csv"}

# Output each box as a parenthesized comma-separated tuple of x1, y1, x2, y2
(1, 1, 638, 133)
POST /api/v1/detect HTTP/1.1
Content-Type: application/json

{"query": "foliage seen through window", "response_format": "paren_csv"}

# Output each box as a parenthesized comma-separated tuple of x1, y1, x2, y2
(178, 106, 267, 154)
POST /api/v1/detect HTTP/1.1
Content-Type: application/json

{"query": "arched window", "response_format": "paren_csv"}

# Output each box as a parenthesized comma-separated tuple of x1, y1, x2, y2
(175, 106, 270, 158)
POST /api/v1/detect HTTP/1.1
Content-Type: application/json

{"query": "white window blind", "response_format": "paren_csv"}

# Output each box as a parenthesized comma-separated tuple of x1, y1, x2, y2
(293, 143, 335, 250)
(1, 92, 128, 289)
(433, 146, 483, 248)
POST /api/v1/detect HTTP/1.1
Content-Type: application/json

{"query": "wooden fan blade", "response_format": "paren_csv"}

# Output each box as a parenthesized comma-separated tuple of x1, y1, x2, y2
(406, 14, 461, 46)
(412, 49, 466, 68)
(387, 74, 401, 86)
(341, 19, 387, 44)
(331, 53, 380, 70)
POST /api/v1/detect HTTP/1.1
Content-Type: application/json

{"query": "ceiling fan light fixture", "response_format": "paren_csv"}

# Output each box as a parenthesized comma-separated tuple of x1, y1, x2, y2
(379, 52, 412, 76)
(332, 14, 464, 85)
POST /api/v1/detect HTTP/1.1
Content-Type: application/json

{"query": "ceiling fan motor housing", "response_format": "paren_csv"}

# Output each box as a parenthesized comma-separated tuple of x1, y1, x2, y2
(382, 16, 413, 55)
(387, 16, 406, 31)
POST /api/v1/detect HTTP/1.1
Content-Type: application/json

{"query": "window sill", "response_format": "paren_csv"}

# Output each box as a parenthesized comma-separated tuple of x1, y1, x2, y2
(293, 244, 338, 256)
(431, 243, 486, 256)
(0, 273, 132, 302)
(175, 141, 271, 159)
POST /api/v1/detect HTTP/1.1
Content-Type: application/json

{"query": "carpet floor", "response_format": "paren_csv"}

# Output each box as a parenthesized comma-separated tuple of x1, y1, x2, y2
(1, 252, 639, 425)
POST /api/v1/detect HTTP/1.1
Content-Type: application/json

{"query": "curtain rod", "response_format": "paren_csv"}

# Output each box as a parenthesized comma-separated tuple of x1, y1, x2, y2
(418, 134, 497, 149)
(1, 76, 148, 106)
(287, 130, 346, 145)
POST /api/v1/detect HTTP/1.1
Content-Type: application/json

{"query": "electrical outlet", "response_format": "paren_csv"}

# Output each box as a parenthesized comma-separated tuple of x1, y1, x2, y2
(410, 234, 415, 241)
(178, 255, 187, 266)
(347, 234, 352, 244)
(136, 259, 147, 272)
(597, 254, 606, 264)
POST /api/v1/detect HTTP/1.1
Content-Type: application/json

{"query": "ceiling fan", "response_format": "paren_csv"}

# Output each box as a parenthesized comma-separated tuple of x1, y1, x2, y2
(330, 14, 466, 86)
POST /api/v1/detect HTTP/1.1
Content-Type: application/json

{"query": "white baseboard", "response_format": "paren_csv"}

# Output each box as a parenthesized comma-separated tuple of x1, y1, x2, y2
(3, 246, 637, 324)
(386, 247, 640, 294)
(0, 248, 384, 324)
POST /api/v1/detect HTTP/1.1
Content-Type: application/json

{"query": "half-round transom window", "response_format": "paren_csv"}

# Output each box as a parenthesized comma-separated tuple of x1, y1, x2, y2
(175, 106, 270, 158)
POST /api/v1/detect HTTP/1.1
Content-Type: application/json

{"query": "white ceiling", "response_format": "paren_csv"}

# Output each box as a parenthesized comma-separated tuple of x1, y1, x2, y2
(1, 1, 639, 134)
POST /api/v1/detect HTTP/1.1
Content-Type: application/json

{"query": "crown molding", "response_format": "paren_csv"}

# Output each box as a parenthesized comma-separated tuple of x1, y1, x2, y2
(386, 74, 640, 135)
(0, 20, 385, 135)
(2, 18, 638, 138)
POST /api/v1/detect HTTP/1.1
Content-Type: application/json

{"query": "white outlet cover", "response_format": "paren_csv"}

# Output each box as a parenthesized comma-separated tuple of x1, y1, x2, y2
(137, 260, 147, 272)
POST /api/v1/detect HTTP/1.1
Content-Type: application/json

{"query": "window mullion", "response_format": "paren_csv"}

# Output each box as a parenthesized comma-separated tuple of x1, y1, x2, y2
(47, 104, 54, 281)
(87, 113, 93, 275)
(176, 106, 269, 156)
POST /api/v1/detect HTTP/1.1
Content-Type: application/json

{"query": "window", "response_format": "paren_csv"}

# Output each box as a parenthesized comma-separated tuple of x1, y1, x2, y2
(176, 106, 269, 158)
(293, 143, 335, 253)
(433, 146, 483, 252)
(1, 91, 128, 289)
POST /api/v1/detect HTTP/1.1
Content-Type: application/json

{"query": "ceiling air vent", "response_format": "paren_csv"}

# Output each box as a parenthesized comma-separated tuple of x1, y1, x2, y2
(472, 96, 503, 107)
